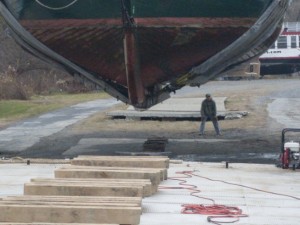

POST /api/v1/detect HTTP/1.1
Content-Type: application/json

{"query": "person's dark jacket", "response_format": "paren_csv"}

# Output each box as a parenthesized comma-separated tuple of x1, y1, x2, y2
(201, 99, 217, 117)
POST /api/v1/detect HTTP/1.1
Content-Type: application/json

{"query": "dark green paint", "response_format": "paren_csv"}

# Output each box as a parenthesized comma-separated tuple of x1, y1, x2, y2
(3, 0, 273, 20)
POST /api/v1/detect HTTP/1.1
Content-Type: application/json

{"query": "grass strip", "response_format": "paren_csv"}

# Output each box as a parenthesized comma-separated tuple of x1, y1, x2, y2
(0, 92, 110, 124)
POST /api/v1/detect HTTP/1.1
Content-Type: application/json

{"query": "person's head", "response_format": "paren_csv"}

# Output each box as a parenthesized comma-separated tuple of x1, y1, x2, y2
(205, 93, 212, 100)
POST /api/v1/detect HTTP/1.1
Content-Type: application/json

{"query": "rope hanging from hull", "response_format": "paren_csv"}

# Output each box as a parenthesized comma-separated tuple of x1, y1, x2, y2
(35, 0, 78, 10)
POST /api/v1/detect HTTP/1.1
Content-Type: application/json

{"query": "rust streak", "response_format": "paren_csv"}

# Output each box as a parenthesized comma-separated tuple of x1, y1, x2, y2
(124, 29, 145, 105)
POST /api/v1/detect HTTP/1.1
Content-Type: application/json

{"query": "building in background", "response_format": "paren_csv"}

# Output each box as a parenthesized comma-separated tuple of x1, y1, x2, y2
(259, 22, 300, 76)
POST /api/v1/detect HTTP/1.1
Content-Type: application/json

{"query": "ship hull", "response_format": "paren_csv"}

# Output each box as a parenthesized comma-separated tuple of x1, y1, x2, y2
(19, 18, 255, 87)
(0, 0, 290, 108)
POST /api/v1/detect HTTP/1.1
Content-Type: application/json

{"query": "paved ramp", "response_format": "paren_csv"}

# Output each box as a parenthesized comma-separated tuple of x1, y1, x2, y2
(268, 98, 300, 127)
(62, 138, 238, 157)
(0, 99, 118, 153)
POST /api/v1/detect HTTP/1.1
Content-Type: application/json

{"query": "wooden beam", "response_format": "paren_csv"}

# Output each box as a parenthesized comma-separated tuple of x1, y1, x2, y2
(55, 168, 161, 185)
(58, 165, 167, 181)
(24, 183, 144, 197)
(0, 224, 118, 225)
(30, 178, 155, 195)
(0, 204, 141, 224)
(3, 195, 142, 205)
(73, 156, 169, 168)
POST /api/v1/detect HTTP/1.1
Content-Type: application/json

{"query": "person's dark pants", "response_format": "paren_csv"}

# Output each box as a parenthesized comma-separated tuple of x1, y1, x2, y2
(200, 115, 220, 135)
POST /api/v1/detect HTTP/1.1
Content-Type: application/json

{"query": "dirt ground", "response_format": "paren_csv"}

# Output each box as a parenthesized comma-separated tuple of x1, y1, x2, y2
(13, 78, 300, 164)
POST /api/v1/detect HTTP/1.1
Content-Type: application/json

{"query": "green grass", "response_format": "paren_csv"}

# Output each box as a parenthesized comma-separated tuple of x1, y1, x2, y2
(0, 92, 110, 124)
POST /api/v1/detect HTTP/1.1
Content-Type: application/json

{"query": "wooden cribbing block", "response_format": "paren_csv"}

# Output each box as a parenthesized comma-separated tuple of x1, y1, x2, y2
(0, 224, 118, 225)
(29, 178, 154, 196)
(24, 182, 144, 197)
(0, 223, 118, 225)
(73, 155, 169, 169)
(3, 196, 142, 205)
(0, 201, 140, 208)
(77, 155, 169, 159)
(55, 168, 162, 185)
(0, 204, 141, 224)
(59, 165, 167, 181)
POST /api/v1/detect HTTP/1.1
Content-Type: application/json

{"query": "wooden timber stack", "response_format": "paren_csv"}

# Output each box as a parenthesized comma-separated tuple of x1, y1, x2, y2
(0, 156, 169, 225)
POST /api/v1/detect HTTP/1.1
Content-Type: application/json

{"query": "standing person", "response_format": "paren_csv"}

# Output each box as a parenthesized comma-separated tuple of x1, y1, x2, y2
(200, 94, 221, 136)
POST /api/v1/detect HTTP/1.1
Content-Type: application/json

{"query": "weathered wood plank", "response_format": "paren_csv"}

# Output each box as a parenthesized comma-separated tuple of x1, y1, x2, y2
(0, 201, 140, 208)
(0, 205, 141, 224)
(0, 224, 118, 225)
(24, 183, 144, 197)
(73, 156, 169, 168)
(77, 155, 169, 159)
(58, 165, 167, 181)
(3, 196, 142, 205)
(55, 168, 161, 185)
(29, 178, 154, 196)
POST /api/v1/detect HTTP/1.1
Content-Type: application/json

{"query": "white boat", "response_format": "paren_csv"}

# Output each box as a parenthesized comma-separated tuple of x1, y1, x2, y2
(259, 22, 300, 75)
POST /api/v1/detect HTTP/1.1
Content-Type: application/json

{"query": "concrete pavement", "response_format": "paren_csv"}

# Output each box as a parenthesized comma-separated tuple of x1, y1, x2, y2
(0, 98, 118, 153)
(268, 98, 300, 128)
(0, 162, 299, 225)
(1, 79, 300, 160)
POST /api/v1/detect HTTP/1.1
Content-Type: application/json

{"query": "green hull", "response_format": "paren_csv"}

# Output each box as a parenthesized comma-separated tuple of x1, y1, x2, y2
(0, 0, 290, 108)
(6, 0, 272, 19)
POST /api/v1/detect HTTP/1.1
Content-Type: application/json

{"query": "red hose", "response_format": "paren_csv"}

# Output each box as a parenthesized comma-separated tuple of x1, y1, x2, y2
(159, 171, 247, 224)
(182, 204, 248, 225)
(159, 170, 300, 224)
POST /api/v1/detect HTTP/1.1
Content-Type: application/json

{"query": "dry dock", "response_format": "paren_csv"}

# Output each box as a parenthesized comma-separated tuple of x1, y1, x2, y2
(0, 158, 299, 225)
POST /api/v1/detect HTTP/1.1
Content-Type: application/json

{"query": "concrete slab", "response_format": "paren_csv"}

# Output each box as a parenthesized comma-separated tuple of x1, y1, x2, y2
(0, 162, 299, 225)
(0, 164, 56, 197)
(107, 97, 235, 119)
(141, 162, 300, 225)
(127, 97, 227, 112)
